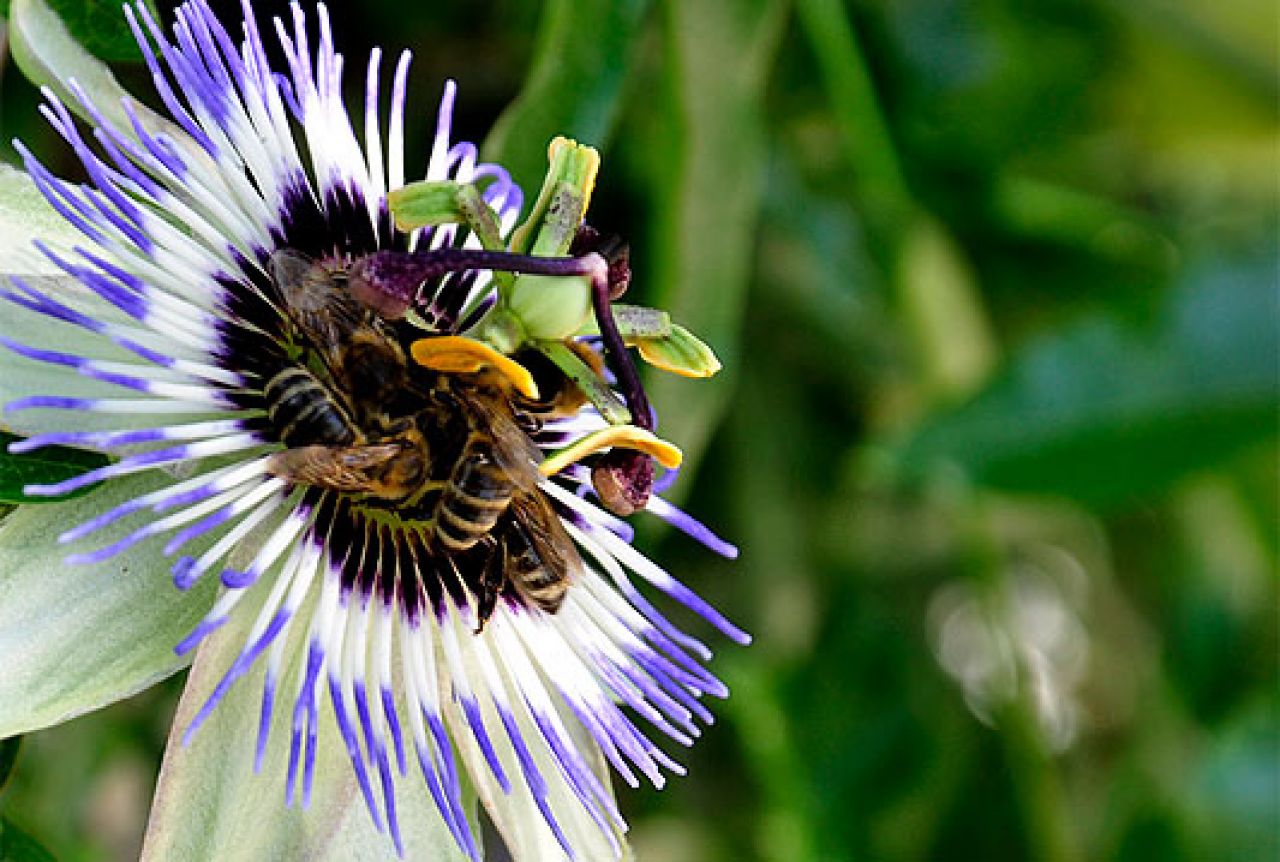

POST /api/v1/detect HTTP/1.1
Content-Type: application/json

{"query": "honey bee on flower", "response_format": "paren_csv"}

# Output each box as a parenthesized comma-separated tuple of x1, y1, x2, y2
(0, 1, 744, 858)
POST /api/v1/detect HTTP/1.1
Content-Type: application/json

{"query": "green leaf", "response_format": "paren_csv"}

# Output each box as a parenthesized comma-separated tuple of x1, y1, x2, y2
(0, 431, 109, 504)
(0, 472, 218, 738)
(142, 589, 471, 861)
(886, 253, 1280, 509)
(482, 0, 651, 198)
(0, 818, 56, 862)
(634, 323, 722, 378)
(0, 274, 169, 440)
(0, 736, 19, 790)
(9, 0, 198, 159)
(639, 0, 790, 474)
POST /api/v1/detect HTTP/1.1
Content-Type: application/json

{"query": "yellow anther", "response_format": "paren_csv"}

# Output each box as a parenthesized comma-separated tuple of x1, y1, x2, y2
(539, 426, 683, 477)
(409, 336, 540, 399)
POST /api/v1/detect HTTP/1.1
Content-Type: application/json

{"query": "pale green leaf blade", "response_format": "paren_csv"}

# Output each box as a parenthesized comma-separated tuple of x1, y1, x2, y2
(9, 0, 204, 162)
(0, 164, 83, 271)
(0, 167, 120, 438)
(0, 273, 189, 438)
(0, 472, 218, 738)
(142, 588, 471, 862)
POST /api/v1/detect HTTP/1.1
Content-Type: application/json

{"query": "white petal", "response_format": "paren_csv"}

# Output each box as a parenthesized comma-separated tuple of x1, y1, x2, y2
(441, 613, 631, 862)
(0, 270, 217, 438)
(0, 472, 219, 737)
(142, 582, 472, 861)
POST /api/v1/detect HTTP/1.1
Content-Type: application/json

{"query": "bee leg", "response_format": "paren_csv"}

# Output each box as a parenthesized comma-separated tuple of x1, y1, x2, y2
(474, 539, 504, 634)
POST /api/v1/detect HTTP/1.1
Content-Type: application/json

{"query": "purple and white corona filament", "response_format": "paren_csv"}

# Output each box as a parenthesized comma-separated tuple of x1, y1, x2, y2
(2, 1, 745, 858)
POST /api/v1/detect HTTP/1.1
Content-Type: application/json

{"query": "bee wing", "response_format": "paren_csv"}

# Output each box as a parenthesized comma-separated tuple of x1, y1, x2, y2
(266, 443, 404, 493)
(268, 249, 320, 292)
(269, 250, 366, 352)
(509, 492, 582, 578)
(466, 390, 543, 492)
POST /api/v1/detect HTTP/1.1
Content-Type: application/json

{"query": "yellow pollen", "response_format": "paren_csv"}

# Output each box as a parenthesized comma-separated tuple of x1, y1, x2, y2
(539, 426, 684, 477)
(409, 336, 540, 399)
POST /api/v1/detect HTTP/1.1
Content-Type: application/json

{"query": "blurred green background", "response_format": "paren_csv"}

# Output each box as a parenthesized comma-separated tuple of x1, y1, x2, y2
(0, 0, 1276, 859)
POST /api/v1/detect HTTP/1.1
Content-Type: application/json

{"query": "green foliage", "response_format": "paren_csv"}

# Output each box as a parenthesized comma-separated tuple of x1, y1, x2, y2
(888, 253, 1279, 509)
(636, 0, 790, 474)
(483, 0, 651, 196)
(0, 736, 19, 790)
(0, 818, 56, 862)
(1, 0, 148, 62)
(0, 433, 107, 504)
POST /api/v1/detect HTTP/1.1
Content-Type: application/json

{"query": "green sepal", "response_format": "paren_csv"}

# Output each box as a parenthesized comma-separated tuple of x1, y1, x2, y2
(575, 304, 673, 339)
(9, 0, 200, 165)
(0, 431, 109, 504)
(536, 341, 631, 425)
(633, 323, 723, 378)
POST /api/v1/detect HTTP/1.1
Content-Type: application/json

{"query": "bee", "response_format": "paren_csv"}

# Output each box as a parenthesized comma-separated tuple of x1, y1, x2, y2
(262, 250, 427, 502)
(262, 248, 583, 630)
(428, 376, 582, 630)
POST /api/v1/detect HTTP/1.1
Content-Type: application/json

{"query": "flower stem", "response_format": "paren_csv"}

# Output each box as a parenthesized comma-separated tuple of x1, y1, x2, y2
(959, 493, 1082, 862)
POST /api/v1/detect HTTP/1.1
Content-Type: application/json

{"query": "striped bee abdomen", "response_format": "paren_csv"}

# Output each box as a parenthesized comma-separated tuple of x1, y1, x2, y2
(501, 517, 568, 614)
(265, 367, 357, 447)
(433, 436, 514, 553)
